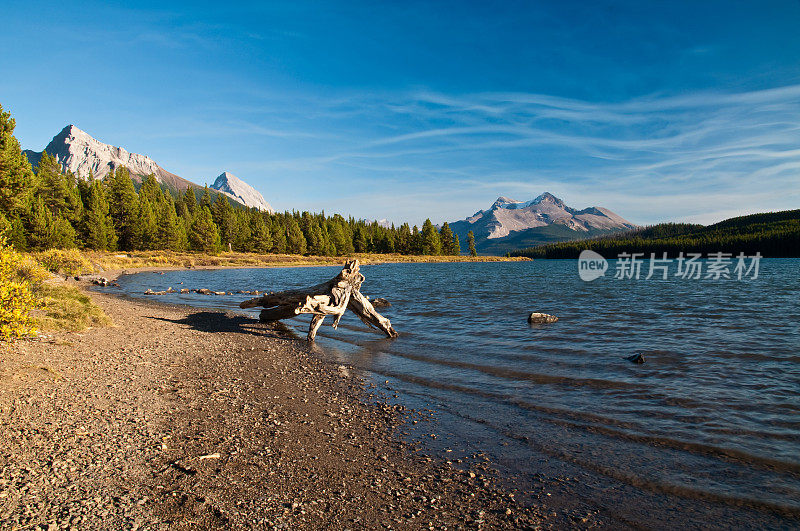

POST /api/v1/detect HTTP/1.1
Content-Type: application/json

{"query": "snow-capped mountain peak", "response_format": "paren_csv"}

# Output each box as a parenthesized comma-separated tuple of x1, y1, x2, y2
(210, 171, 273, 212)
(449, 192, 638, 254)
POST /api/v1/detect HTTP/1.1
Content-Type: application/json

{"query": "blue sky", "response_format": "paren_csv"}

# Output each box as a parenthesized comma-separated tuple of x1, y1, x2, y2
(2, 0, 799, 226)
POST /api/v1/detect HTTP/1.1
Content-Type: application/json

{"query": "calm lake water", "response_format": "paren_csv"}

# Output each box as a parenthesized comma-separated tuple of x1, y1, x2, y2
(102, 259, 800, 529)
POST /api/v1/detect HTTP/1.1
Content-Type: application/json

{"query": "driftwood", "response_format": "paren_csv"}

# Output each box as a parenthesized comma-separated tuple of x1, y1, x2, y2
(239, 260, 398, 341)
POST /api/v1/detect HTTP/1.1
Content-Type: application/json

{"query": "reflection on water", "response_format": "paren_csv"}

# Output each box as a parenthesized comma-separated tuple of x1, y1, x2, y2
(105, 259, 800, 528)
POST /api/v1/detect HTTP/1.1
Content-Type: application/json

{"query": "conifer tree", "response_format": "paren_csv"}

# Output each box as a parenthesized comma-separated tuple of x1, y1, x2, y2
(439, 222, 456, 255)
(212, 195, 237, 249)
(308, 222, 327, 255)
(156, 196, 184, 250)
(132, 196, 157, 250)
(182, 186, 197, 215)
(411, 225, 423, 254)
(189, 207, 221, 253)
(421, 219, 441, 255)
(271, 217, 287, 254)
(0, 105, 36, 218)
(8, 217, 27, 250)
(248, 212, 272, 253)
(138, 174, 161, 204)
(106, 167, 139, 250)
(467, 230, 477, 257)
(199, 186, 213, 210)
(285, 217, 307, 254)
(35, 152, 71, 215)
(82, 178, 116, 250)
(453, 234, 461, 255)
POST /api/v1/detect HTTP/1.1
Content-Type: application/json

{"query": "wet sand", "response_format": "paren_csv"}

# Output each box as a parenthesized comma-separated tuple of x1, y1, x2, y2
(0, 278, 558, 529)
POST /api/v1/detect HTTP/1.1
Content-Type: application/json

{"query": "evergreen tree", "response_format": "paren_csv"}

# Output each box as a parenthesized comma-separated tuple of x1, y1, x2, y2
(8, 217, 27, 250)
(411, 225, 423, 254)
(308, 221, 327, 255)
(285, 216, 307, 254)
(138, 174, 161, 204)
(35, 152, 71, 215)
(82, 178, 116, 250)
(199, 186, 213, 210)
(439, 222, 457, 255)
(189, 207, 221, 253)
(0, 105, 36, 218)
(248, 212, 272, 253)
(182, 186, 197, 215)
(132, 196, 157, 250)
(453, 233, 461, 255)
(271, 217, 287, 254)
(211, 195, 237, 249)
(467, 230, 477, 257)
(106, 167, 139, 250)
(353, 226, 368, 253)
(421, 219, 441, 255)
(156, 196, 184, 250)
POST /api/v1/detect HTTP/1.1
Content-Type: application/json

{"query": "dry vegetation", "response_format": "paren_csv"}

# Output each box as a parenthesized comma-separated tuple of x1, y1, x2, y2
(78, 250, 528, 273)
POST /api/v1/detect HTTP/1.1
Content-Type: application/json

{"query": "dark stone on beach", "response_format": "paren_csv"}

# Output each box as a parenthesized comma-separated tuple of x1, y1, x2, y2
(196, 289, 212, 295)
(528, 312, 558, 324)
(371, 297, 391, 308)
(626, 353, 645, 364)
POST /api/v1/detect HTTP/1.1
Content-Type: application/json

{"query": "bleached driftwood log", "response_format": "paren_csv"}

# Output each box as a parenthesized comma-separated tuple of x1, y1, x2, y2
(239, 260, 398, 341)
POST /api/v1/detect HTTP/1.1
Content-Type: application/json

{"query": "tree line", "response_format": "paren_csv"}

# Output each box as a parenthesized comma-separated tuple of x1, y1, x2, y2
(510, 212, 800, 259)
(0, 104, 470, 256)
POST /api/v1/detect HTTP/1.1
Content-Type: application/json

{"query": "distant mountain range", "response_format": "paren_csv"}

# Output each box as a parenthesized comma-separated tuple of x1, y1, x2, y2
(449, 192, 638, 255)
(511, 209, 800, 258)
(23, 125, 272, 211)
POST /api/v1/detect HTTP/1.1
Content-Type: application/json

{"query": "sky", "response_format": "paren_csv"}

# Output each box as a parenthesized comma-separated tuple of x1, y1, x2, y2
(1, 0, 799, 226)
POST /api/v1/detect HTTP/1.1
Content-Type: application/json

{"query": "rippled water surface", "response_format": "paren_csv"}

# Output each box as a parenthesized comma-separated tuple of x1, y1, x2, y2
(105, 259, 800, 528)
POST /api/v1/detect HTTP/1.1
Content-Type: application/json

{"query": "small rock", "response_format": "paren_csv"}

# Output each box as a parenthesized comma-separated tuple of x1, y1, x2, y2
(626, 353, 645, 364)
(528, 312, 558, 324)
(371, 297, 391, 308)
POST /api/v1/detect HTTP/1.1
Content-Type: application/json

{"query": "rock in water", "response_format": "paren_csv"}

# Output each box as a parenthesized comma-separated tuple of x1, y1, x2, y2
(528, 312, 558, 324)
(626, 353, 645, 364)
(371, 297, 392, 308)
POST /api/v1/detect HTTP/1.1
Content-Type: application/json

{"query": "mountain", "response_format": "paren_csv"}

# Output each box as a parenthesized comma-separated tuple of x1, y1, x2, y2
(23, 125, 198, 192)
(210, 172, 273, 212)
(23, 125, 272, 210)
(511, 209, 800, 258)
(449, 192, 638, 255)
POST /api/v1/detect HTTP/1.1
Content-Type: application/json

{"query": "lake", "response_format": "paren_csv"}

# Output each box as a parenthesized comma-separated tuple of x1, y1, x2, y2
(101, 259, 800, 529)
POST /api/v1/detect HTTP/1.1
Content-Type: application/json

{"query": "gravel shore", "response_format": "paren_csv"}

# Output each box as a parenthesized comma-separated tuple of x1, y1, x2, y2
(0, 279, 550, 529)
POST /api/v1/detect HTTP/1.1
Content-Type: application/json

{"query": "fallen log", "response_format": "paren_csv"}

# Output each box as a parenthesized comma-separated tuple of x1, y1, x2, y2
(239, 260, 398, 341)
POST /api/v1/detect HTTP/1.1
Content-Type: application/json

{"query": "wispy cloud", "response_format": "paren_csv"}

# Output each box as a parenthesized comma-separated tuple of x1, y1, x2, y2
(221, 84, 799, 224)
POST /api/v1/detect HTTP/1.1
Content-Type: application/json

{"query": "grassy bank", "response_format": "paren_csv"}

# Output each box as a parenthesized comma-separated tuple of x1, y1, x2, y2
(36, 249, 528, 276)
(1, 245, 112, 341)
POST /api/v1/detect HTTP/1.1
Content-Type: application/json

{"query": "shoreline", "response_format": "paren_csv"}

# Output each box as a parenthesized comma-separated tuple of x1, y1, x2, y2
(0, 278, 552, 529)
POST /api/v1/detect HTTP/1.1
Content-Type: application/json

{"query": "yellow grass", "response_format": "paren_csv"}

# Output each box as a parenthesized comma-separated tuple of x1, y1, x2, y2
(32, 282, 112, 332)
(79, 250, 528, 272)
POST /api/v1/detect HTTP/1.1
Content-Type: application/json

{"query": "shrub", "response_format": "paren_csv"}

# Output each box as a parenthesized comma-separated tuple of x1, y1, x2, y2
(35, 249, 95, 276)
(0, 236, 39, 341)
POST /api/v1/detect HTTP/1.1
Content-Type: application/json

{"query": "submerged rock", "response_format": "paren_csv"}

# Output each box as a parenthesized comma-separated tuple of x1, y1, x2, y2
(626, 353, 645, 364)
(528, 312, 558, 324)
(371, 297, 391, 308)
